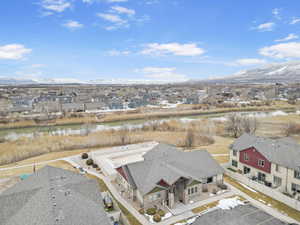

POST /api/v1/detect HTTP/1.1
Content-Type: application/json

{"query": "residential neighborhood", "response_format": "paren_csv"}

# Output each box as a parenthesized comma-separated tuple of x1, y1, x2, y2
(2, 0, 300, 224)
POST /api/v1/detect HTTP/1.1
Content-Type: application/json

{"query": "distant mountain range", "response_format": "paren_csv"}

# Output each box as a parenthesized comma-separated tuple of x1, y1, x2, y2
(204, 61, 300, 84)
(1, 61, 300, 85)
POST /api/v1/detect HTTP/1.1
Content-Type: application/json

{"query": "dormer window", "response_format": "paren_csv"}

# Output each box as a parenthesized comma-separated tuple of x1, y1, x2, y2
(258, 159, 265, 167)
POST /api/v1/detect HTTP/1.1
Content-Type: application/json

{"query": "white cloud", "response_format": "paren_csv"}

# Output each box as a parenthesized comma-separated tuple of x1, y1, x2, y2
(106, 50, 131, 56)
(235, 58, 267, 66)
(111, 6, 135, 15)
(137, 67, 187, 81)
(97, 13, 128, 30)
(275, 33, 298, 42)
(63, 20, 84, 29)
(272, 8, 281, 20)
(0, 44, 32, 60)
(253, 22, 275, 32)
(141, 43, 205, 56)
(259, 42, 300, 59)
(290, 18, 300, 25)
(40, 0, 71, 13)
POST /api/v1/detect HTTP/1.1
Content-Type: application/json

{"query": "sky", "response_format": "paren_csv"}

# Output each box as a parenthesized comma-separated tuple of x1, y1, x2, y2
(1, 0, 300, 82)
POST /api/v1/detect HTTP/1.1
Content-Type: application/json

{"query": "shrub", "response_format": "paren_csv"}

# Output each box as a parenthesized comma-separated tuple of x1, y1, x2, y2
(202, 187, 208, 192)
(81, 152, 89, 159)
(157, 209, 165, 217)
(218, 183, 228, 190)
(153, 214, 161, 222)
(86, 159, 94, 166)
(138, 208, 145, 214)
(146, 208, 157, 215)
(212, 188, 218, 194)
(92, 163, 98, 168)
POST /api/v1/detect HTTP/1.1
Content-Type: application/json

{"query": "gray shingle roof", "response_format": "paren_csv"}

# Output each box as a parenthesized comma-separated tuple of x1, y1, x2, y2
(123, 143, 224, 195)
(0, 166, 112, 225)
(232, 133, 300, 170)
(192, 204, 288, 225)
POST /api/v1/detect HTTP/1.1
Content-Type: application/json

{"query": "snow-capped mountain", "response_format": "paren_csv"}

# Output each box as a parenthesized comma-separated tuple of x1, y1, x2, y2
(207, 61, 300, 83)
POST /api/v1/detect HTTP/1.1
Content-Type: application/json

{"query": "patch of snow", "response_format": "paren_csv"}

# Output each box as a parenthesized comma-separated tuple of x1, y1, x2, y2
(162, 212, 172, 220)
(217, 196, 245, 210)
(238, 182, 258, 193)
(209, 193, 215, 197)
(187, 217, 197, 224)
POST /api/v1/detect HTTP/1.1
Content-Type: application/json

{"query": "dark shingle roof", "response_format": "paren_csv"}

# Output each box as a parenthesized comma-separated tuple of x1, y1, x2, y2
(0, 166, 112, 225)
(123, 143, 224, 195)
(232, 133, 300, 170)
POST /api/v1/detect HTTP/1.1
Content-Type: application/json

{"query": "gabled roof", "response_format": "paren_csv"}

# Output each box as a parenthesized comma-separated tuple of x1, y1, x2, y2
(0, 166, 111, 225)
(232, 133, 300, 170)
(122, 143, 224, 195)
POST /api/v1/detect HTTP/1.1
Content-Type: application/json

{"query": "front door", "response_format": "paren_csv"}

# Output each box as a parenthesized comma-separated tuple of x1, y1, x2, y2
(258, 172, 266, 182)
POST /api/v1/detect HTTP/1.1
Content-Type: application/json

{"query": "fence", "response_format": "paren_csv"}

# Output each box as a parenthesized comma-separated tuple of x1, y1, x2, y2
(225, 169, 300, 212)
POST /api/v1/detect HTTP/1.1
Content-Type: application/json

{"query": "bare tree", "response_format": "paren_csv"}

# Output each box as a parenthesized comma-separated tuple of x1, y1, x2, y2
(242, 117, 259, 135)
(226, 114, 242, 138)
(185, 129, 195, 148)
(284, 122, 300, 136)
(226, 114, 259, 138)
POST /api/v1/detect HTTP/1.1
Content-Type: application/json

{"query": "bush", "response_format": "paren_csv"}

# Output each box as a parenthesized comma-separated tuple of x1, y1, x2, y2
(146, 208, 157, 215)
(153, 214, 161, 222)
(81, 152, 88, 159)
(86, 159, 94, 166)
(92, 163, 98, 168)
(138, 208, 145, 214)
(157, 209, 165, 217)
(202, 186, 208, 192)
(218, 183, 228, 190)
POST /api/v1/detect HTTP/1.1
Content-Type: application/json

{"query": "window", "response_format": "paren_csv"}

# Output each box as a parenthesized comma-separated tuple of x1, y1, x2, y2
(275, 164, 280, 172)
(258, 159, 265, 167)
(191, 187, 194, 194)
(157, 193, 161, 199)
(273, 176, 282, 186)
(195, 187, 198, 193)
(243, 166, 251, 174)
(232, 160, 238, 168)
(294, 170, 300, 180)
(292, 183, 300, 193)
(188, 189, 190, 195)
(244, 153, 249, 161)
(232, 150, 237, 156)
(207, 177, 213, 183)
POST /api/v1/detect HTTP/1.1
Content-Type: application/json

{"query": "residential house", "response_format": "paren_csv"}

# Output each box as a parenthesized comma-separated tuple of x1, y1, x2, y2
(116, 144, 224, 209)
(0, 166, 113, 225)
(229, 133, 300, 199)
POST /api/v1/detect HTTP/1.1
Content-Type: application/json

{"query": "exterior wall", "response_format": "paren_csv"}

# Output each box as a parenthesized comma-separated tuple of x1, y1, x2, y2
(239, 147, 271, 173)
(270, 163, 288, 192)
(226, 169, 300, 211)
(230, 149, 300, 197)
(287, 168, 300, 196)
(143, 189, 167, 209)
(116, 172, 131, 191)
(185, 183, 202, 203)
(215, 174, 224, 184)
(236, 161, 273, 184)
